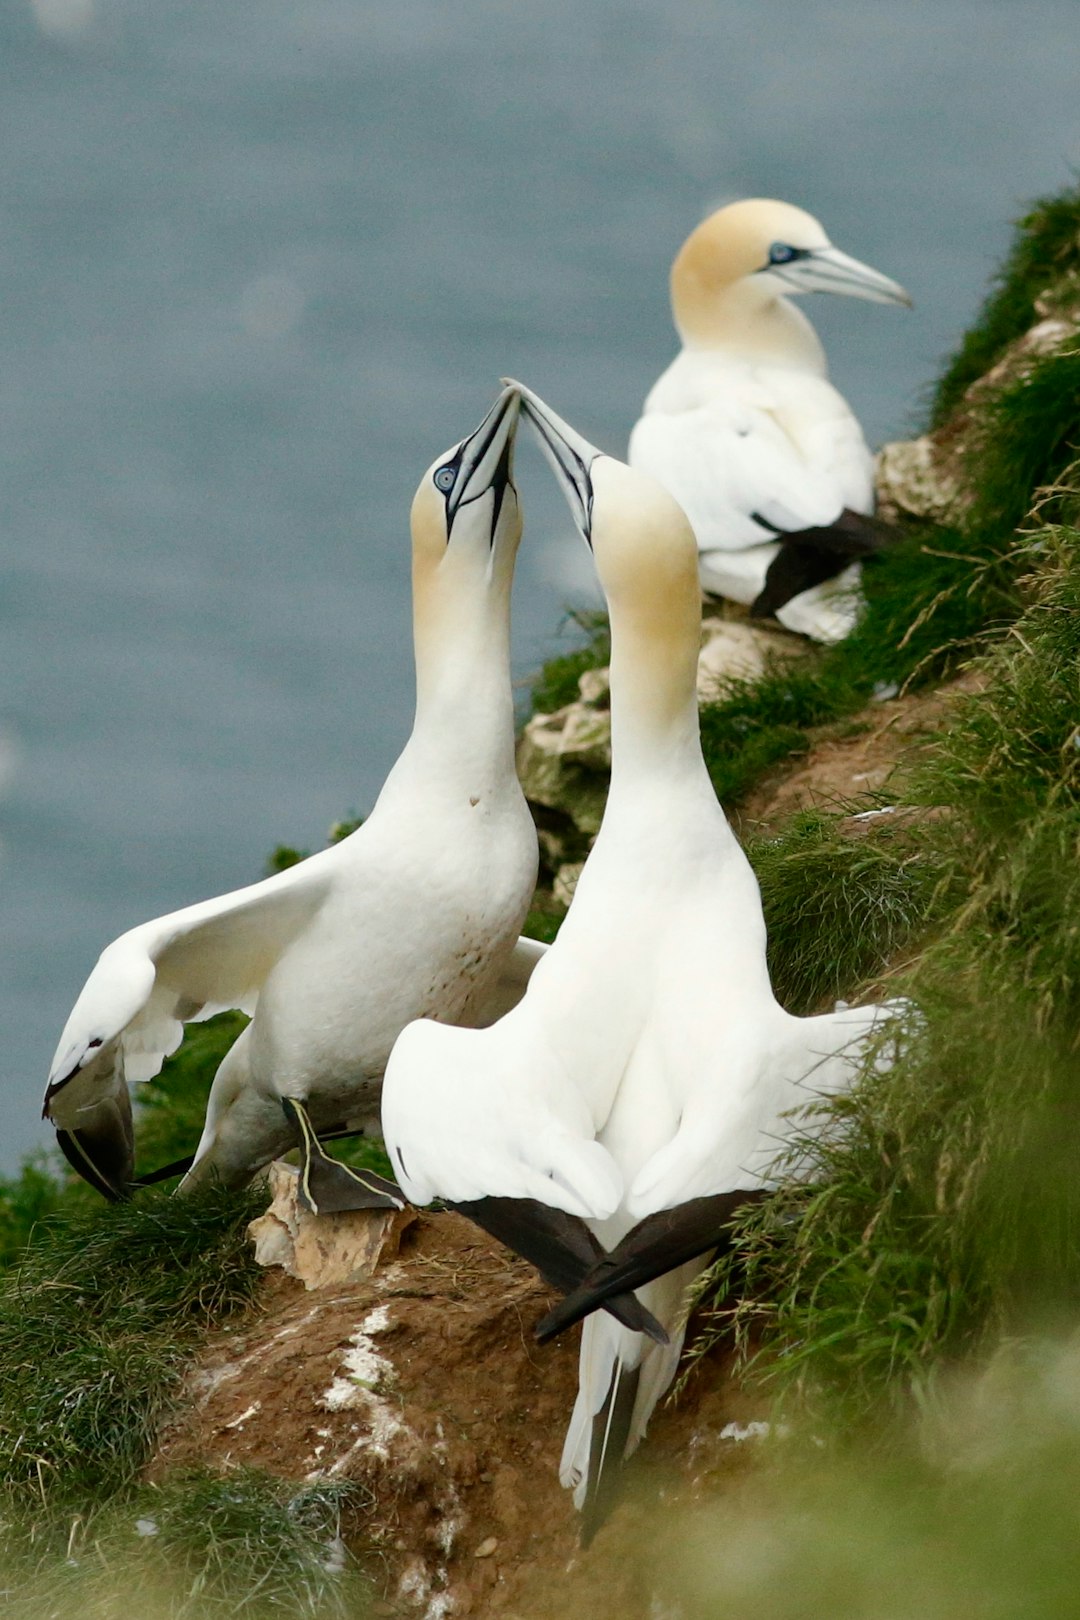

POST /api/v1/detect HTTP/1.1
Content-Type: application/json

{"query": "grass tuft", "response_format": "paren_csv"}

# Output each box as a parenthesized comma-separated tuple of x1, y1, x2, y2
(931, 180, 1080, 426)
(0, 1470, 372, 1618)
(748, 809, 938, 1015)
(0, 1186, 263, 1505)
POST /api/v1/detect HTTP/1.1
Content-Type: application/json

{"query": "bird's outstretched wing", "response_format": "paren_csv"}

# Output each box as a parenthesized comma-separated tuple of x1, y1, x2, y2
(382, 1016, 622, 1218)
(626, 1000, 911, 1223)
(43, 860, 332, 1195)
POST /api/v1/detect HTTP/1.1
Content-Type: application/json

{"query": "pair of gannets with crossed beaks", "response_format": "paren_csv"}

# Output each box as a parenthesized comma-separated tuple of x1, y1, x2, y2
(43, 387, 543, 1212)
(629, 199, 911, 643)
(381, 385, 908, 1537)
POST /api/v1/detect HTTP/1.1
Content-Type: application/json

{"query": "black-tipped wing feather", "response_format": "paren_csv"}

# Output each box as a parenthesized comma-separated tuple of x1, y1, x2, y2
(751, 508, 895, 619)
(535, 1190, 766, 1344)
(450, 1197, 668, 1345)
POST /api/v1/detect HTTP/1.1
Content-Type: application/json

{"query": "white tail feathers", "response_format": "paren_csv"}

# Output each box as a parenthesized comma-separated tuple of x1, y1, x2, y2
(560, 1262, 702, 1521)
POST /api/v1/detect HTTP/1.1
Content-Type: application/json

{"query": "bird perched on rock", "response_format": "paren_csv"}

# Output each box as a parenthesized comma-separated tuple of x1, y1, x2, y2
(44, 386, 541, 1210)
(629, 198, 911, 642)
(381, 385, 907, 1535)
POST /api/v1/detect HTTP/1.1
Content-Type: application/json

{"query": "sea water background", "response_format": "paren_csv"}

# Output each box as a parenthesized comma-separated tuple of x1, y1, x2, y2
(1, 0, 1077, 1169)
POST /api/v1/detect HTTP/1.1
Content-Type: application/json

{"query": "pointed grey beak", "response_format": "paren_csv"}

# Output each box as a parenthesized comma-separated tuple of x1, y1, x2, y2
(776, 246, 912, 307)
(503, 378, 605, 547)
(443, 385, 521, 537)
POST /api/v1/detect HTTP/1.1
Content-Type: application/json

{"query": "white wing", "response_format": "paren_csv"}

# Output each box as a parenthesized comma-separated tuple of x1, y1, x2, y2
(625, 1000, 910, 1219)
(44, 857, 332, 1120)
(629, 360, 874, 558)
(381, 1014, 622, 1218)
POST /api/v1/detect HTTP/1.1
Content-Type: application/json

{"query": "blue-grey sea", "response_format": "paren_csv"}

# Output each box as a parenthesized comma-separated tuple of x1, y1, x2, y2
(2, 0, 1078, 1170)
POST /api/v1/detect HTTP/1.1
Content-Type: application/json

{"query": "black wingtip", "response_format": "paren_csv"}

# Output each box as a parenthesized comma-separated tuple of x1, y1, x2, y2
(55, 1129, 130, 1203)
(751, 509, 897, 619)
(534, 1191, 768, 1342)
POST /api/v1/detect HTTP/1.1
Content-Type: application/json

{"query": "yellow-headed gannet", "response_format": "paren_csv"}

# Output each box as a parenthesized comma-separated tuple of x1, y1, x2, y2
(629, 198, 911, 642)
(381, 386, 906, 1534)
(44, 387, 541, 1210)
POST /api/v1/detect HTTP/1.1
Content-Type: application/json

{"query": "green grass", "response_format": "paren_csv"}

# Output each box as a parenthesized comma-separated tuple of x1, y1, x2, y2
(930, 179, 1080, 426)
(528, 610, 610, 714)
(699, 526, 1080, 1419)
(0, 1470, 372, 1618)
(0, 1186, 263, 1506)
(748, 809, 938, 1015)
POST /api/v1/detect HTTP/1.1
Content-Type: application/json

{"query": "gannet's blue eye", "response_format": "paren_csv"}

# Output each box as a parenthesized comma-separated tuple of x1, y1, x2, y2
(768, 242, 797, 265)
(433, 465, 456, 494)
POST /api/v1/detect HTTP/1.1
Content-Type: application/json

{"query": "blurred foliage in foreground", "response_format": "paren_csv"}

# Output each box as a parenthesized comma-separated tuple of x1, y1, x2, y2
(660, 1336, 1080, 1620)
(0, 1469, 371, 1619)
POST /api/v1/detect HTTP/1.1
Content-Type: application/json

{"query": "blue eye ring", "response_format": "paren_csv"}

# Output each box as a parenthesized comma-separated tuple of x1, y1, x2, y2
(433, 464, 456, 494)
(768, 241, 797, 265)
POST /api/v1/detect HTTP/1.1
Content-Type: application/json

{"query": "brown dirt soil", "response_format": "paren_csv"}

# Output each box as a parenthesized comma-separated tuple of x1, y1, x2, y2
(736, 668, 984, 834)
(152, 1211, 764, 1618)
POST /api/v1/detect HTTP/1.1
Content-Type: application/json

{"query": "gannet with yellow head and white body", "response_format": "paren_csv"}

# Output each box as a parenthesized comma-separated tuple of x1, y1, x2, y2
(44, 387, 542, 1209)
(381, 385, 906, 1535)
(629, 198, 911, 642)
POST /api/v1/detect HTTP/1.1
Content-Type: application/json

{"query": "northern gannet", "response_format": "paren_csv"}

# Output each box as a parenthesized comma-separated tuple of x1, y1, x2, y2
(629, 198, 911, 642)
(381, 386, 905, 1533)
(45, 387, 541, 1210)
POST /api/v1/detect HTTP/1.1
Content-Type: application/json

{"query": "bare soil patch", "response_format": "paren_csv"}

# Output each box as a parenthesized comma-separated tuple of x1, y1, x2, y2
(736, 669, 984, 835)
(153, 1211, 761, 1616)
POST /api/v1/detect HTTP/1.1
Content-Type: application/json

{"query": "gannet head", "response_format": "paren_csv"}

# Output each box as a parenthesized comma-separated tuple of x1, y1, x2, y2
(510, 381, 700, 633)
(411, 385, 522, 587)
(672, 197, 910, 340)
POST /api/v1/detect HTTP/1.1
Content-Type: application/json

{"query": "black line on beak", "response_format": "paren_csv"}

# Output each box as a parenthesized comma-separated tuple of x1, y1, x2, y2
(444, 394, 516, 538)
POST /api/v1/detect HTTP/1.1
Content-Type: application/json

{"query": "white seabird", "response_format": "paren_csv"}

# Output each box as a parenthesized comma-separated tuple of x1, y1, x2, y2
(44, 386, 541, 1210)
(381, 385, 906, 1533)
(629, 197, 911, 642)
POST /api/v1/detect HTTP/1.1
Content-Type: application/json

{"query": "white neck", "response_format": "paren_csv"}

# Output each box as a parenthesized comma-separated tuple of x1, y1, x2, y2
(603, 583, 714, 815)
(674, 284, 826, 374)
(400, 560, 517, 793)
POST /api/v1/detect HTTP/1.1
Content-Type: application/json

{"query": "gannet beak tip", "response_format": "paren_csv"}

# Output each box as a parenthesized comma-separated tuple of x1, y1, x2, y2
(512, 384, 603, 548)
(440, 385, 522, 533)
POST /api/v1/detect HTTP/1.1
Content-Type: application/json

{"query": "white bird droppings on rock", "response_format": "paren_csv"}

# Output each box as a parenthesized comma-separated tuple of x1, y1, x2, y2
(720, 1420, 772, 1444)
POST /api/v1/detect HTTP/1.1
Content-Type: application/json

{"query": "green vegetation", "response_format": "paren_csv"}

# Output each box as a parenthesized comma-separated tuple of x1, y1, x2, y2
(930, 178, 1080, 425)
(700, 525, 1080, 1420)
(0, 1470, 371, 1618)
(0, 1186, 262, 1506)
(661, 1338, 1080, 1620)
(748, 808, 937, 1015)
(528, 610, 610, 713)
